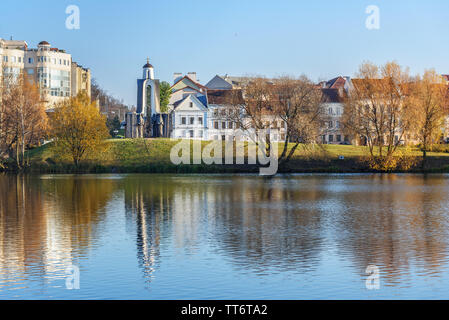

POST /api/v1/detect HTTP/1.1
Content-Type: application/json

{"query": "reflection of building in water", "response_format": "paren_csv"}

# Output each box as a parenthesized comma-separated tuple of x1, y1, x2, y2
(0, 175, 115, 289)
(123, 177, 211, 284)
(124, 176, 327, 276)
(0, 175, 48, 279)
(124, 179, 170, 283)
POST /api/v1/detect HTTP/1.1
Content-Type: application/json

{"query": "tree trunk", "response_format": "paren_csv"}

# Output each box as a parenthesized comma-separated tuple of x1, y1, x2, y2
(279, 133, 290, 162)
(422, 148, 427, 169)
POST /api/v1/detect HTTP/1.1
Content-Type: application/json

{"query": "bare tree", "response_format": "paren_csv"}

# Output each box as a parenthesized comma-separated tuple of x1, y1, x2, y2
(270, 76, 324, 164)
(226, 77, 277, 155)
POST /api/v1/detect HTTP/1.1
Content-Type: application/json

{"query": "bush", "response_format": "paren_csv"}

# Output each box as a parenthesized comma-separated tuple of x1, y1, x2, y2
(427, 144, 449, 153)
(368, 147, 418, 172)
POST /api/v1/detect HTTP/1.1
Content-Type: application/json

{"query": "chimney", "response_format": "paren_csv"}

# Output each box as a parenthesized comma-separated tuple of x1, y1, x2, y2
(187, 72, 197, 82)
(173, 73, 182, 84)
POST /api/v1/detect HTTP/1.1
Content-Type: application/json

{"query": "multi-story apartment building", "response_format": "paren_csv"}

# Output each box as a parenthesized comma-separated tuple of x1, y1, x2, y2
(0, 38, 90, 109)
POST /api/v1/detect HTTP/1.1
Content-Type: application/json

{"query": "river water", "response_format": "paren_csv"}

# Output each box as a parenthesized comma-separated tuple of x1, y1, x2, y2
(0, 174, 449, 299)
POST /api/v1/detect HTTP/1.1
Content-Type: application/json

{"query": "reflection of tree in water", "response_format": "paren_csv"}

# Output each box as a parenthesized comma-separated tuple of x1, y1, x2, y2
(207, 177, 325, 275)
(123, 175, 326, 279)
(0, 175, 118, 289)
(121, 174, 449, 289)
(0, 175, 47, 278)
(332, 175, 449, 286)
(41, 175, 119, 253)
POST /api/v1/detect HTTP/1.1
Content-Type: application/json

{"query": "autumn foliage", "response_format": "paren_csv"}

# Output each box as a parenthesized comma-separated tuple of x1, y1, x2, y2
(51, 92, 110, 166)
(0, 72, 47, 168)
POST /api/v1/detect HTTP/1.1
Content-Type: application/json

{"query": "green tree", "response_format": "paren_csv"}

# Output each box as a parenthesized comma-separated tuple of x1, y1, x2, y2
(106, 115, 121, 137)
(159, 81, 172, 113)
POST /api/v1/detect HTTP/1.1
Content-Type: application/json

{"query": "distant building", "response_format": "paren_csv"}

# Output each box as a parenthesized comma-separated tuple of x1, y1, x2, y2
(71, 62, 91, 98)
(169, 72, 209, 139)
(0, 38, 90, 108)
(320, 88, 349, 144)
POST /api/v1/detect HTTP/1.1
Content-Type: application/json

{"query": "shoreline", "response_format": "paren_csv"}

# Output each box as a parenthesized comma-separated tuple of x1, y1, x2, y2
(8, 139, 449, 175)
(3, 162, 449, 175)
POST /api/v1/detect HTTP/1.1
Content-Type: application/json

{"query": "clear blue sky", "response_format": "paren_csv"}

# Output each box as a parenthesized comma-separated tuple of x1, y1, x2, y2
(1, 0, 448, 106)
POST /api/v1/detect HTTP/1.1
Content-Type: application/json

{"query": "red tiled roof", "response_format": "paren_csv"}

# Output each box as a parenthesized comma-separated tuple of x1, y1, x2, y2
(321, 88, 344, 103)
(207, 89, 244, 105)
(328, 76, 346, 89)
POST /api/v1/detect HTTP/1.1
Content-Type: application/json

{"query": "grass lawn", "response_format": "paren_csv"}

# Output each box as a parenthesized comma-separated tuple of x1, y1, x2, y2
(22, 138, 449, 173)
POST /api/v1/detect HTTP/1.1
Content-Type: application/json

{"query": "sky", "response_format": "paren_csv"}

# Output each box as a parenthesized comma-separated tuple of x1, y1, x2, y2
(1, 0, 448, 106)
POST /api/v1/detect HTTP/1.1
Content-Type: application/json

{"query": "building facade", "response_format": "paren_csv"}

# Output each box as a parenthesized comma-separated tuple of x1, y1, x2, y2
(71, 62, 91, 98)
(0, 38, 90, 109)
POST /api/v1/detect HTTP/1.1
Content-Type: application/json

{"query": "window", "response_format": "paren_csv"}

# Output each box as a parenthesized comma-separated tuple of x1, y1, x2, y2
(181, 117, 186, 125)
(3, 56, 8, 62)
(228, 122, 233, 129)
(328, 121, 333, 128)
(222, 122, 226, 129)
(336, 121, 340, 128)
(329, 108, 333, 115)
(198, 130, 203, 138)
(28, 58, 33, 64)
(336, 135, 342, 142)
(189, 102, 193, 108)
(329, 135, 334, 142)
(190, 117, 195, 125)
(214, 121, 219, 129)
(189, 130, 194, 138)
(198, 117, 203, 125)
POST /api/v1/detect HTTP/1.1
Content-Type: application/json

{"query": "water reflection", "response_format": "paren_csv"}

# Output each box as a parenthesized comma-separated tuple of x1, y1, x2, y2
(1, 174, 449, 298)
(332, 175, 449, 286)
(0, 175, 118, 293)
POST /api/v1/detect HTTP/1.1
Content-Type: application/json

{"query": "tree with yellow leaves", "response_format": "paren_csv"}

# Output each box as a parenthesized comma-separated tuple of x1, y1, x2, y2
(0, 71, 47, 168)
(410, 70, 449, 168)
(51, 92, 110, 166)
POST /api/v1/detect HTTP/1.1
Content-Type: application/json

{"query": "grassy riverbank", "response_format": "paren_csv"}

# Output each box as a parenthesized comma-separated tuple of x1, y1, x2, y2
(15, 138, 449, 174)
